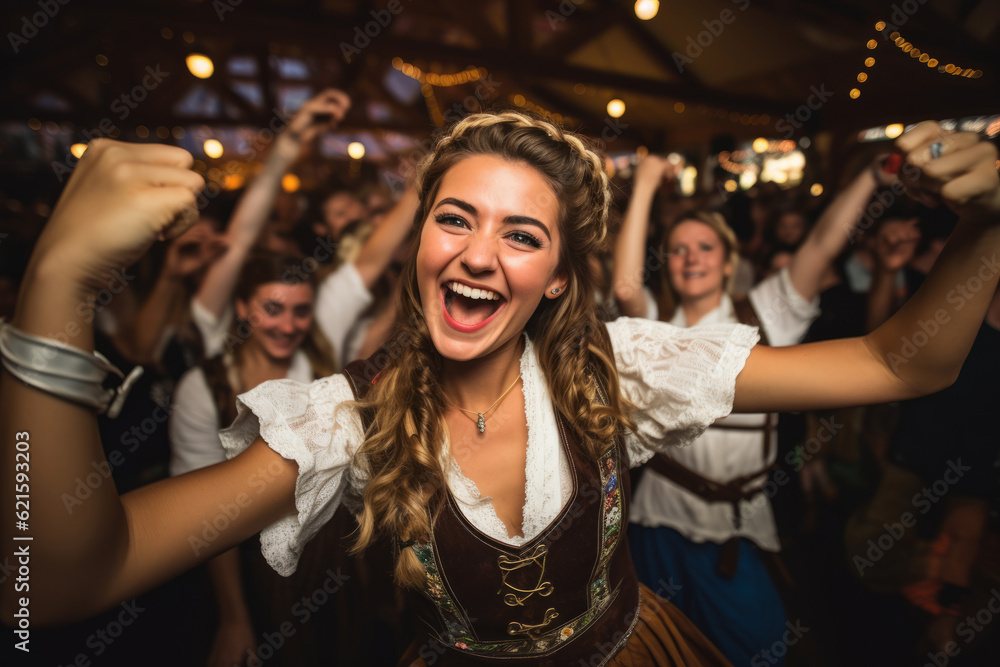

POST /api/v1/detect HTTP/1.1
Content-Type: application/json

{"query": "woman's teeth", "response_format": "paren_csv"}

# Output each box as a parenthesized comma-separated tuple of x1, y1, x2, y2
(447, 281, 501, 301)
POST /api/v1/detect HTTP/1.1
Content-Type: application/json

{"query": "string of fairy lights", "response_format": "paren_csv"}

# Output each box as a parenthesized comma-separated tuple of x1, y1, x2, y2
(852, 20, 984, 99)
(391, 58, 488, 127)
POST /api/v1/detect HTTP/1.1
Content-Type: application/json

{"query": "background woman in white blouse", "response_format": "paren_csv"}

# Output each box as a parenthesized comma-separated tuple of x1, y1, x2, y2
(613, 155, 896, 664)
(3, 115, 999, 666)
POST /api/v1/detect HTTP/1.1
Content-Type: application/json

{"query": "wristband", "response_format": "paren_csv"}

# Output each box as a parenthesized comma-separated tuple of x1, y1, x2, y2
(0, 319, 142, 418)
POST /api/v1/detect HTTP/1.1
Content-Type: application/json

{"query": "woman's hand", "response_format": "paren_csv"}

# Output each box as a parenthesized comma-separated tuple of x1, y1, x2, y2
(633, 155, 677, 193)
(29, 140, 203, 296)
(896, 122, 1000, 222)
(272, 89, 351, 163)
(163, 222, 228, 281)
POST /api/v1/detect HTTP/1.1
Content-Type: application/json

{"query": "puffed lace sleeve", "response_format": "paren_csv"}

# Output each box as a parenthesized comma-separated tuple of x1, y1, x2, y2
(606, 317, 760, 467)
(219, 373, 363, 576)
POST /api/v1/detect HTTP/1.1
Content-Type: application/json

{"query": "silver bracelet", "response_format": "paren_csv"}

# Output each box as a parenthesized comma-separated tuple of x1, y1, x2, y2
(0, 319, 143, 418)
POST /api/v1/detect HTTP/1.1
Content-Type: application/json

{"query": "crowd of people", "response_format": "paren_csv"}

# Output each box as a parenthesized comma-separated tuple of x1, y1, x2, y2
(1, 87, 998, 667)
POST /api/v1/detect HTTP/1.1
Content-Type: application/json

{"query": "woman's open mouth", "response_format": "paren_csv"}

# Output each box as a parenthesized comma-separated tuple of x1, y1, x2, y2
(441, 281, 505, 333)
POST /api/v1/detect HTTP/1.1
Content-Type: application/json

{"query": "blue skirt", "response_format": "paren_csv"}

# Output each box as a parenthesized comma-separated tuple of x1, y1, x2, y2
(628, 524, 789, 666)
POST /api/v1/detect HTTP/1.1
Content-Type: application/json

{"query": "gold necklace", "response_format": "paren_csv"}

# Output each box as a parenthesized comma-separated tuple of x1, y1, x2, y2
(444, 373, 522, 434)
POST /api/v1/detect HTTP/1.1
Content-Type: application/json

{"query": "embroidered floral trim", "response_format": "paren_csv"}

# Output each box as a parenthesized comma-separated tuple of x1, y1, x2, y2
(410, 444, 629, 656)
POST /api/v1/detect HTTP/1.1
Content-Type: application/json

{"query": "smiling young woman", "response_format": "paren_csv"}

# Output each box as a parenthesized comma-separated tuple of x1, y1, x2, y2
(2, 113, 999, 667)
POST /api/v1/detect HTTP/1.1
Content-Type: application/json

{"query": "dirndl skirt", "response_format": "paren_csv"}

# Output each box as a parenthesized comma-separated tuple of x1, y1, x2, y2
(400, 583, 732, 666)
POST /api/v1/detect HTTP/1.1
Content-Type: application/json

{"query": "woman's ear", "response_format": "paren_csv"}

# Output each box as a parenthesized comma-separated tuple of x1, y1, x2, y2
(545, 271, 569, 300)
(235, 299, 249, 321)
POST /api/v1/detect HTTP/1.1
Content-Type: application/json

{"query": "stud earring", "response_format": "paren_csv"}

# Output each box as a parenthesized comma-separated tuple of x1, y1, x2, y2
(551, 287, 561, 294)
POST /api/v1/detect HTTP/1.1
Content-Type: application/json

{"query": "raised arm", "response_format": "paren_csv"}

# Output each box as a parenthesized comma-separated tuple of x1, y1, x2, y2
(0, 141, 297, 625)
(130, 224, 226, 364)
(195, 89, 351, 319)
(353, 185, 419, 290)
(786, 157, 892, 302)
(612, 156, 675, 318)
(734, 123, 1000, 413)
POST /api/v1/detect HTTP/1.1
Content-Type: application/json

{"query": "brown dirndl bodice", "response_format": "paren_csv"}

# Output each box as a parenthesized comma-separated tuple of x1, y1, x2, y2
(343, 354, 642, 665)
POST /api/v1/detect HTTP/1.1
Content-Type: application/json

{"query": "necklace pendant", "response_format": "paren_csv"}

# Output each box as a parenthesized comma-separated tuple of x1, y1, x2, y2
(477, 413, 486, 433)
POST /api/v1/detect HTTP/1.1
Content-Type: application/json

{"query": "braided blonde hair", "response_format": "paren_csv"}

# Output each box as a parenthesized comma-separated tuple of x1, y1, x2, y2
(351, 112, 635, 587)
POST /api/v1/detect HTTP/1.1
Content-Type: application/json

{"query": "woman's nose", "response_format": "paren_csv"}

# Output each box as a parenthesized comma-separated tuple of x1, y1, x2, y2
(279, 313, 297, 334)
(461, 232, 499, 274)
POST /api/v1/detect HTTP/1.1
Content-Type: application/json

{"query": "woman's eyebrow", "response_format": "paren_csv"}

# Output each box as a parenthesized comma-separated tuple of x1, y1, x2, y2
(434, 197, 477, 216)
(435, 198, 552, 241)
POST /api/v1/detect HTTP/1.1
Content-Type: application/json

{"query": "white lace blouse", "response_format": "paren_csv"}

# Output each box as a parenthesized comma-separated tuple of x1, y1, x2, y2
(219, 317, 759, 576)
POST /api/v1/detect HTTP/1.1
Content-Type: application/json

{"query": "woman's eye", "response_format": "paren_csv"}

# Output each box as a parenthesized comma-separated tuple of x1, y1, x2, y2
(434, 213, 467, 228)
(700, 243, 716, 252)
(508, 231, 541, 248)
(669, 247, 687, 257)
(263, 303, 281, 316)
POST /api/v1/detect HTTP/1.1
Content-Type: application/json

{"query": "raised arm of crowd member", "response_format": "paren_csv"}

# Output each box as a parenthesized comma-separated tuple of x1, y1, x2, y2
(612, 155, 676, 317)
(194, 89, 350, 322)
(785, 156, 897, 303)
(865, 218, 921, 332)
(308, 185, 418, 367)
(735, 123, 1000, 412)
(0, 140, 297, 623)
(352, 185, 419, 289)
(129, 222, 227, 364)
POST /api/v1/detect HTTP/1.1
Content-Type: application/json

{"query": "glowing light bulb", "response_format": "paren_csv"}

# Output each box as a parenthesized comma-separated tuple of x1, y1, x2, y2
(186, 53, 214, 79)
(752, 137, 769, 153)
(810, 183, 824, 196)
(203, 139, 223, 158)
(885, 123, 904, 139)
(634, 0, 659, 21)
(70, 143, 87, 158)
(281, 173, 301, 193)
(606, 99, 626, 118)
(347, 142, 366, 160)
